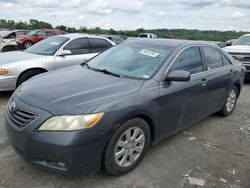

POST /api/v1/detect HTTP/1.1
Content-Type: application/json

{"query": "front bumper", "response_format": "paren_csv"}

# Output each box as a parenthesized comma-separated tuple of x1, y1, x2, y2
(243, 63, 250, 79)
(0, 75, 17, 91)
(5, 96, 113, 175)
(16, 41, 25, 50)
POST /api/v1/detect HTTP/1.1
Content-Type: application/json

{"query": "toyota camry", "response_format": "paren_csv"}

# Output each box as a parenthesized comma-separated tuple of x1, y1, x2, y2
(5, 39, 245, 176)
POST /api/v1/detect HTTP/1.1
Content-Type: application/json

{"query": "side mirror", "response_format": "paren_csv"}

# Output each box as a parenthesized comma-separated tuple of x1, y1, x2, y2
(57, 50, 72, 56)
(165, 70, 191, 82)
(226, 41, 232, 46)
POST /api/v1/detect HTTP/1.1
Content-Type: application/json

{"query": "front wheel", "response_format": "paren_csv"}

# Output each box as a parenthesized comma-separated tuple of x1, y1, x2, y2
(104, 118, 150, 176)
(23, 41, 33, 49)
(2, 46, 17, 52)
(16, 69, 44, 88)
(219, 86, 238, 116)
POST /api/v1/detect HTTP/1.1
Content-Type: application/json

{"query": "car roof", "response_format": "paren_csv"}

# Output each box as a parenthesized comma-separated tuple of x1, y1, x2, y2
(60, 33, 113, 40)
(242, 34, 250, 36)
(127, 38, 219, 48)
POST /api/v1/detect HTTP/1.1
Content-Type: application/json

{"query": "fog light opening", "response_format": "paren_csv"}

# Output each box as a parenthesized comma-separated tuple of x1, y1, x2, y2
(46, 160, 66, 169)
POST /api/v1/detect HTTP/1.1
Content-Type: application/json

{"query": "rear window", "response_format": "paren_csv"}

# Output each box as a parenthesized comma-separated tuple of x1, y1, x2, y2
(221, 53, 232, 66)
(202, 47, 223, 70)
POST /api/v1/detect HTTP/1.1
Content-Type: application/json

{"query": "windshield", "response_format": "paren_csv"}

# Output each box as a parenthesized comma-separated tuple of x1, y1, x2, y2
(25, 36, 69, 55)
(139, 34, 148, 38)
(87, 43, 173, 79)
(234, 35, 250, 46)
(26, 30, 38, 36)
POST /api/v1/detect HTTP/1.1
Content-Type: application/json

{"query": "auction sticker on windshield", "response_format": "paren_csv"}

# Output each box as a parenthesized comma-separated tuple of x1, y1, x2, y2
(50, 42, 61, 45)
(139, 49, 159, 57)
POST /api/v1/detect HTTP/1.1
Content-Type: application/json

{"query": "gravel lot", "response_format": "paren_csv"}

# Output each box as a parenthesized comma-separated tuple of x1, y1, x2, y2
(0, 82, 249, 188)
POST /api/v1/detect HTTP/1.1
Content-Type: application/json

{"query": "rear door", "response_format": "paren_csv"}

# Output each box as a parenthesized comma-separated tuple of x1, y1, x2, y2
(159, 46, 208, 135)
(201, 46, 233, 113)
(54, 38, 93, 69)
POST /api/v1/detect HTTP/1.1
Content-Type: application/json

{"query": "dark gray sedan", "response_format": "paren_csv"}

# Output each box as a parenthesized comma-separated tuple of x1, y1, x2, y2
(5, 39, 245, 176)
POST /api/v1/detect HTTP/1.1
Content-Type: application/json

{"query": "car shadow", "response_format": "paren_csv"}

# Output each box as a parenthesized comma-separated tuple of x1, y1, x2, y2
(244, 80, 250, 85)
(0, 91, 13, 99)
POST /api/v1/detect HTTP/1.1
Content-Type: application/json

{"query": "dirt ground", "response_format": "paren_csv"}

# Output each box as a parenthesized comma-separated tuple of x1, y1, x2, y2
(0, 82, 249, 188)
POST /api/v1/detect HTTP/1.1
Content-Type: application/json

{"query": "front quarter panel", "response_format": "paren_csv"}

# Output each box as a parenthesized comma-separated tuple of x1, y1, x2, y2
(0, 57, 54, 90)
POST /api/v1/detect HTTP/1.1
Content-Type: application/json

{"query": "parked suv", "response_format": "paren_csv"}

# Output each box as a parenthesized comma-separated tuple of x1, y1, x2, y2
(224, 34, 250, 79)
(0, 31, 18, 52)
(138, 33, 157, 39)
(17, 29, 64, 49)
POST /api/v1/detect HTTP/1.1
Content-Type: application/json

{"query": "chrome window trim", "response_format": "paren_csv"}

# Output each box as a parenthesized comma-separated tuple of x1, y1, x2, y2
(161, 44, 231, 82)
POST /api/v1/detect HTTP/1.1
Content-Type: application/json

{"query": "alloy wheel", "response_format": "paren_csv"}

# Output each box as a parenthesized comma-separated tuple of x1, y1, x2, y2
(114, 127, 145, 168)
(226, 89, 236, 112)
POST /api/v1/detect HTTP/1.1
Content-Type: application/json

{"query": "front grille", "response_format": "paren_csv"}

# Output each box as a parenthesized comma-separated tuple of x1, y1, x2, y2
(229, 52, 250, 62)
(7, 109, 39, 129)
(245, 65, 250, 71)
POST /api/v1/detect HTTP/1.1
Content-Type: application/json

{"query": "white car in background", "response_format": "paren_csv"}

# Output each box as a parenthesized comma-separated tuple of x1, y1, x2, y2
(0, 33, 115, 91)
(138, 33, 157, 39)
(224, 34, 250, 79)
(0, 31, 18, 52)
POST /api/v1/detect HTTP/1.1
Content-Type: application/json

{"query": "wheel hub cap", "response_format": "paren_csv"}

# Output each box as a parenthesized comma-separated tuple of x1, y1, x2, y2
(226, 89, 236, 112)
(114, 127, 145, 168)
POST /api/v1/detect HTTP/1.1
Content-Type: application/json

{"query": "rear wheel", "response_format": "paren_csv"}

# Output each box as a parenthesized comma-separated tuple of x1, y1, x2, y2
(2, 46, 17, 52)
(219, 86, 238, 116)
(104, 118, 150, 176)
(17, 69, 45, 88)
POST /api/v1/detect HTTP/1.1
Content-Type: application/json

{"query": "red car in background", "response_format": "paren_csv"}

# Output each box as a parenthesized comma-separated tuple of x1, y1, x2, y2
(17, 29, 64, 49)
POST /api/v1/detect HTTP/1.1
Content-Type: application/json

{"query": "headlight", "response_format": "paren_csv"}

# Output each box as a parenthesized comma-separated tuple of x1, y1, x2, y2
(38, 112, 104, 131)
(0, 69, 9, 75)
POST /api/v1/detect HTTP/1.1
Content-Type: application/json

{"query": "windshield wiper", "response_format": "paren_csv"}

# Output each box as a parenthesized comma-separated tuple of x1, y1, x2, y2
(83, 63, 122, 78)
(94, 68, 123, 78)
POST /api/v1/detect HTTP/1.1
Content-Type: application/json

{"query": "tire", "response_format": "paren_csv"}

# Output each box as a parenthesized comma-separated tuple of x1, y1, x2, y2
(219, 86, 238, 117)
(17, 69, 44, 88)
(2, 46, 17, 52)
(23, 40, 33, 49)
(104, 118, 150, 176)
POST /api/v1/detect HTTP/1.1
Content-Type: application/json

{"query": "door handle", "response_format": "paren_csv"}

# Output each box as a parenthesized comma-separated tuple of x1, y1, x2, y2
(230, 69, 234, 76)
(201, 78, 207, 87)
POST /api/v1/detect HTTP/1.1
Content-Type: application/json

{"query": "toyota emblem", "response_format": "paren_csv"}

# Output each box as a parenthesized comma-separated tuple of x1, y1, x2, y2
(9, 101, 16, 112)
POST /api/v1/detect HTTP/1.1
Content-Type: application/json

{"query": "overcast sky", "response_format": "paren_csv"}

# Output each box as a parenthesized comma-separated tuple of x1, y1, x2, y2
(0, 0, 250, 31)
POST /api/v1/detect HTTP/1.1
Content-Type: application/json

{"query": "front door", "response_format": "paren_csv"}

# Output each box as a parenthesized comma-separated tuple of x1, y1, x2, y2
(54, 38, 98, 69)
(159, 46, 208, 136)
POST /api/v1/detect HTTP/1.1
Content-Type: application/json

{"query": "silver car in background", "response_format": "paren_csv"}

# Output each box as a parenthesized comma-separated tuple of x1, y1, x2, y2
(0, 33, 115, 91)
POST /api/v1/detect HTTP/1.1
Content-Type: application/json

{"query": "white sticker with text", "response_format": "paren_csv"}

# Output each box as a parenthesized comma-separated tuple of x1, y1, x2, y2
(139, 49, 159, 57)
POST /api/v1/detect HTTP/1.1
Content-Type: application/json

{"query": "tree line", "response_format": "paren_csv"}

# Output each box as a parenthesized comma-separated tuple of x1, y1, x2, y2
(0, 19, 247, 41)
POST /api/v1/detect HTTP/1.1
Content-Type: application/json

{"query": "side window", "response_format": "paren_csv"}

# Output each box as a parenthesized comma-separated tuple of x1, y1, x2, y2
(170, 47, 203, 74)
(89, 38, 112, 53)
(64, 38, 89, 55)
(221, 53, 232, 66)
(202, 47, 223, 70)
(36, 31, 46, 36)
(46, 31, 56, 36)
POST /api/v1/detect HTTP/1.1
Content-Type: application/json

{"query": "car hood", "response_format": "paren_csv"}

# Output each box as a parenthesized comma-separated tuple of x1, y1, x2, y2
(15, 65, 144, 114)
(0, 51, 46, 65)
(224, 45, 250, 53)
(0, 31, 15, 38)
